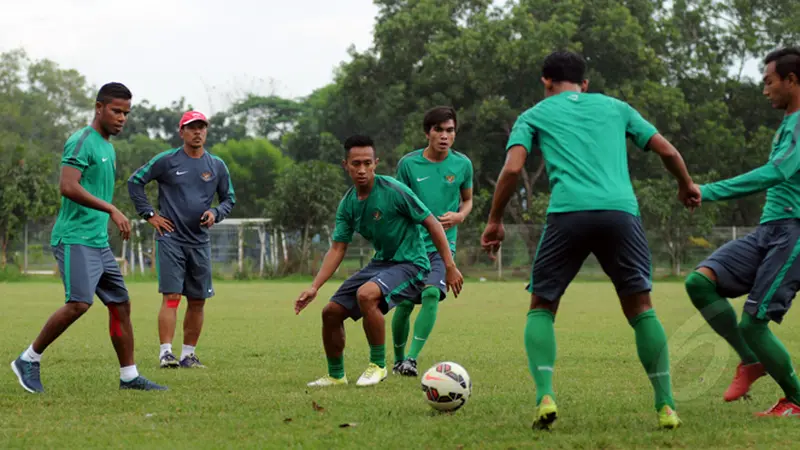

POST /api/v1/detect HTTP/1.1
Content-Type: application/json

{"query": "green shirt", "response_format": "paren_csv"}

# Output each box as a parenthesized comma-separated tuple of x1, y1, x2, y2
(396, 149, 473, 253)
(333, 175, 433, 270)
(50, 126, 116, 248)
(701, 111, 800, 224)
(506, 92, 658, 216)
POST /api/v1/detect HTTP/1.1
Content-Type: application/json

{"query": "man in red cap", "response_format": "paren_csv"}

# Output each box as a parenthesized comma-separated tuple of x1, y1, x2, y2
(127, 110, 236, 369)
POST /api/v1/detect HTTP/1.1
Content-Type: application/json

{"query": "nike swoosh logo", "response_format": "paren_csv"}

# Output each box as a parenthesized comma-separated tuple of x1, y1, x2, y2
(176, 171, 188, 175)
(417, 176, 429, 182)
(424, 373, 445, 381)
(101, 157, 109, 162)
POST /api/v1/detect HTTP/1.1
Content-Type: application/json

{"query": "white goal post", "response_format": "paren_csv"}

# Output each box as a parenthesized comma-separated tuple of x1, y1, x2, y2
(119, 218, 284, 276)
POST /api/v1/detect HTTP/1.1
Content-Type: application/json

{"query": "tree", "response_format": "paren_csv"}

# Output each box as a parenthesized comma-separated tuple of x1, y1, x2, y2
(210, 139, 293, 217)
(635, 175, 721, 275)
(0, 145, 58, 268)
(267, 161, 347, 274)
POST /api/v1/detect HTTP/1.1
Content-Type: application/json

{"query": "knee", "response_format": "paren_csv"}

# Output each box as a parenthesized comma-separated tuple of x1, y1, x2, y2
(356, 284, 381, 309)
(685, 270, 716, 305)
(739, 313, 767, 342)
(164, 294, 181, 309)
(322, 303, 345, 324)
(66, 301, 91, 318)
(186, 298, 205, 310)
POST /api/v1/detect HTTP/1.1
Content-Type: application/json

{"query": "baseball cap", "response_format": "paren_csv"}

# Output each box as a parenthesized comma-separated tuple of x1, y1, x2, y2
(179, 110, 208, 129)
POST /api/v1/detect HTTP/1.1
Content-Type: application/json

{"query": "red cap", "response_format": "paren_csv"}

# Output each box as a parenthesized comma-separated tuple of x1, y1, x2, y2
(179, 110, 208, 129)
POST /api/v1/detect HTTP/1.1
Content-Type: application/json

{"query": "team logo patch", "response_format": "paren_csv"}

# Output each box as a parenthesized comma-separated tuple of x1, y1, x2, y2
(445, 174, 455, 183)
(201, 171, 212, 181)
(373, 210, 382, 221)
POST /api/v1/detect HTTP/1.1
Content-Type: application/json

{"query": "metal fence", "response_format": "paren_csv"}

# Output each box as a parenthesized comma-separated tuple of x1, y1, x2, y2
(11, 219, 757, 281)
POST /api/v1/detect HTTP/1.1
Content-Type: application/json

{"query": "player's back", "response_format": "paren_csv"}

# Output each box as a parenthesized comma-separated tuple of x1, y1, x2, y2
(514, 92, 656, 216)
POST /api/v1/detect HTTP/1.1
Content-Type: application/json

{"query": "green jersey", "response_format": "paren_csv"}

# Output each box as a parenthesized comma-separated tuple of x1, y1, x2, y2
(396, 149, 473, 253)
(332, 175, 433, 270)
(701, 111, 800, 224)
(506, 92, 658, 216)
(50, 126, 117, 248)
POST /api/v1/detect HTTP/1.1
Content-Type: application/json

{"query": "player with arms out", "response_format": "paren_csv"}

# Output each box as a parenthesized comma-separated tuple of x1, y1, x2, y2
(392, 106, 474, 376)
(684, 47, 800, 418)
(128, 111, 235, 369)
(294, 135, 464, 387)
(10, 82, 167, 393)
(481, 51, 699, 429)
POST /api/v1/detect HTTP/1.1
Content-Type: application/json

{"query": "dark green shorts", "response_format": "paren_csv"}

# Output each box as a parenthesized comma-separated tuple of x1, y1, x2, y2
(156, 238, 214, 299)
(52, 243, 129, 305)
(698, 219, 800, 324)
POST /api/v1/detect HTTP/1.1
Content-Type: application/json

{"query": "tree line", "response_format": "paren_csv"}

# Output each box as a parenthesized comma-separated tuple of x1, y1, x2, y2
(1, 0, 798, 273)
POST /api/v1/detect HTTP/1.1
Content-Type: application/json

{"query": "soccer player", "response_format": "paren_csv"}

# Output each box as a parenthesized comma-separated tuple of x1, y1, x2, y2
(480, 51, 699, 429)
(10, 82, 167, 393)
(684, 47, 800, 417)
(391, 106, 474, 376)
(294, 135, 464, 387)
(128, 110, 235, 369)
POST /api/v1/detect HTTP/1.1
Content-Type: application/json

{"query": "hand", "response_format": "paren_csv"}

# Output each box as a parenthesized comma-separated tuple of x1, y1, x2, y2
(295, 287, 319, 314)
(200, 210, 216, 228)
(480, 221, 505, 261)
(110, 207, 131, 241)
(438, 212, 464, 230)
(679, 183, 702, 211)
(147, 214, 174, 236)
(445, 264, 464, 298)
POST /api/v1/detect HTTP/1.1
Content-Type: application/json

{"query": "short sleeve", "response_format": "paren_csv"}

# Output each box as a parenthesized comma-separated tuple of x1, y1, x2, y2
(61, 136, 90, 172)
(622, 102, 658, 151)
(392, 180, 431, 224)
(396, 158, 412, 186)
(332, 196, 354, 243)
(461, 158, 474, 189)
(505, 110, 538, 153)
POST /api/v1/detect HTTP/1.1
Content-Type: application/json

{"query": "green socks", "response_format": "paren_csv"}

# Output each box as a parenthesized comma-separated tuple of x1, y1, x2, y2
(370, 345, 385, 368)
(685, 271, 759, 364)
(391, 287, 441, 362)
(408, 287, 440, 359)
(525, 309, 556, 405)
(392, 301, 413, 363)
(740, 314, 800, 405)
(327, 355, 344, 379)
(630, 309, 675, 411)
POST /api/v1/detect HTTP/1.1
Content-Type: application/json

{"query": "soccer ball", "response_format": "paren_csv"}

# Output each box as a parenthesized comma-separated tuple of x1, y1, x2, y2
(420, 361, 472, 412)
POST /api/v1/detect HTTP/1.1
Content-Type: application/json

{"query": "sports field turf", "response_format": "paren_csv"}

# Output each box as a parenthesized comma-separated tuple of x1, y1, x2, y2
(1, 280, 799, 448)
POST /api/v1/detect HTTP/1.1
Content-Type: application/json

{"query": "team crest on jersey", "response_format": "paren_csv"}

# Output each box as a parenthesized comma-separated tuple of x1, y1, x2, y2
(373, 210, 382, 221)
(445, 174, 456, 183)
(201, 171, 212, 181)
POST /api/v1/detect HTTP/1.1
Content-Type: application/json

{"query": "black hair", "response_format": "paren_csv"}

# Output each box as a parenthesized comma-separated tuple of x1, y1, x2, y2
(96, 82, 132, 104)
(764, 47, 800, 81)
(423, 106, 457, 133)
(343, 134, 375, 158)
(541, 51, 586, 84)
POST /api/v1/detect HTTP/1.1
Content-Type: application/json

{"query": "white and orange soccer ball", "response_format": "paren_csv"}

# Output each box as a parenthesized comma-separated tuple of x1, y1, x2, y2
(420, 361, 472, 412)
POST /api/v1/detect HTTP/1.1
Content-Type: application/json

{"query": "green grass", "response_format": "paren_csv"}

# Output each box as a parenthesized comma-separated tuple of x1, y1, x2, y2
(1, 281, 799, 448)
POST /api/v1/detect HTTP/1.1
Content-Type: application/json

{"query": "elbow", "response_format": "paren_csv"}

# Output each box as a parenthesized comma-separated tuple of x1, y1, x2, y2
(503, 164, 524, 176)
(59, 180, 73, 197)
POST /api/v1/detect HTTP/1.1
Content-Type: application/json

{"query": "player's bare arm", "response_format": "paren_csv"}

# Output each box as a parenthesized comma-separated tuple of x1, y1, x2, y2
(481, 145, 527, 258)
(421, 215, 463, 296)
(60, 166, 130, 240)
(440, 187, 473, 230)
(295, 241, 349, 314)
(645, 134, 701, 208)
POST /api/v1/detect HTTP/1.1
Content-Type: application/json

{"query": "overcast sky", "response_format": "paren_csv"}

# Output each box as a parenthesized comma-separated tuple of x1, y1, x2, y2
(2, 0, 763, 117)
(0, 0, 379, 114)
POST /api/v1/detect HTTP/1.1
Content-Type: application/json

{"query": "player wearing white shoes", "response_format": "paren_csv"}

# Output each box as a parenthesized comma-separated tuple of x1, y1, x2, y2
(294, 135, 463, 387)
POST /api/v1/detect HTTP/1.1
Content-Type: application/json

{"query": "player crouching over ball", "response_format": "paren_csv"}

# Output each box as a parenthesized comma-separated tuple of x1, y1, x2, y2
(294, 134, 464, 387)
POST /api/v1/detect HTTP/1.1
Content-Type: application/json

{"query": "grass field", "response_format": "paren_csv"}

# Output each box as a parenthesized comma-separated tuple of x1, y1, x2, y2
(1, 280, 799, 449)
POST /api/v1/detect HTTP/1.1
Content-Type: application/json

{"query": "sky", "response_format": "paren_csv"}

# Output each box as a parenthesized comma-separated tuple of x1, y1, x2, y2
(1, 0, 764, 117)
(0, 0, 379, 114)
